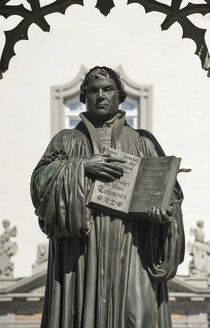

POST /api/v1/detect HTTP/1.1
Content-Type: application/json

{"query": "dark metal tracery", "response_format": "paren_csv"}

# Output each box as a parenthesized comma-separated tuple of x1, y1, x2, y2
(0, 0, 209, 78)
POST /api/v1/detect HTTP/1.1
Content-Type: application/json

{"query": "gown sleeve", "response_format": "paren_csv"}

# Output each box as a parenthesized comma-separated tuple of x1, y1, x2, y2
(30, 129, 92, 239)
(139, 130, 185, 282)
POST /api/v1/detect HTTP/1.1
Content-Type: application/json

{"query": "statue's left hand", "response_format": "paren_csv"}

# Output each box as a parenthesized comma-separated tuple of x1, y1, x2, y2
(148, 206, 174, 224)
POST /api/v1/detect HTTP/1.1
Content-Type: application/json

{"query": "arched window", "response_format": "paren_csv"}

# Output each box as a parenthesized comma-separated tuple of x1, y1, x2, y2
(51, 66, 152, 137)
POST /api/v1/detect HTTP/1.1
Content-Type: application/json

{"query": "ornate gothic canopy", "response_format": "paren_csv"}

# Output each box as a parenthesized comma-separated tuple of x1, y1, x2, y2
(0, 0, 210, 78)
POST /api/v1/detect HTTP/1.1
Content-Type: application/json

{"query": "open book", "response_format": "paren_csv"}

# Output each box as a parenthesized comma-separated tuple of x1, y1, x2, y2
(88, 147, 181, 219)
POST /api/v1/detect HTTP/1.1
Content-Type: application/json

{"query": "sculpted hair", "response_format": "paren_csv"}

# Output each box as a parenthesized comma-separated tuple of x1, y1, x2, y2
(80, 66, 127, 104)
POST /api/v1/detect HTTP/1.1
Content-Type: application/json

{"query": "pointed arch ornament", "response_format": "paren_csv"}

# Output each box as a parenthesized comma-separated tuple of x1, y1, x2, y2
(0, 0, 210, 78)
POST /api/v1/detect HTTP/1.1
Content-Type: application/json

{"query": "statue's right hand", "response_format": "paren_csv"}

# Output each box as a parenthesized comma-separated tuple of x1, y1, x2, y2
(83, 154, 125, 181)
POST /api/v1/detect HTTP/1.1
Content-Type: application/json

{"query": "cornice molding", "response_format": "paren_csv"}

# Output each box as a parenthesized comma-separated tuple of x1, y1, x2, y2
(1, 271, 210, 295)
(168, 276, 210, 294)
(0, 270, 47, 294)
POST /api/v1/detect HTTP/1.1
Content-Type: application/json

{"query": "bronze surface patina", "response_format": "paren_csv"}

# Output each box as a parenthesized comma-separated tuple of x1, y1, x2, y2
(0, 1, 210, 77)
(31, 66, 185, 328)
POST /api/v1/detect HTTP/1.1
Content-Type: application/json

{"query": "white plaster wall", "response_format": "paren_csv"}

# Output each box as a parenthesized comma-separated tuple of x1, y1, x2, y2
(0, 1, 210, 277)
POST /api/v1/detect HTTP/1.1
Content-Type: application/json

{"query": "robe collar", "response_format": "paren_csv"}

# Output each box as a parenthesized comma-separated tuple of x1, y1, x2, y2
(79, 111, 126, 154)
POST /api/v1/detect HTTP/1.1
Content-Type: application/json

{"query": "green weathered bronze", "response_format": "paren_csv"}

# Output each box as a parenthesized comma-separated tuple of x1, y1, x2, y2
(31, 66, 185, 328)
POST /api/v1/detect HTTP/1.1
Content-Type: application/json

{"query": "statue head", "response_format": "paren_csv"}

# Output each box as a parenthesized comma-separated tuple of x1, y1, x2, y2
(80, 66, 127, 121)
(80, 66, 127, 104)
(196, 220, 204, 228)
(2, 220, 9, 229)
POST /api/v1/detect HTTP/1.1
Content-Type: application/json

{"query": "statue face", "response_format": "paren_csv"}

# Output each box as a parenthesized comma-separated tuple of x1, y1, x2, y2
(86, 76, 119, 121)
(3, 220, 9, 228)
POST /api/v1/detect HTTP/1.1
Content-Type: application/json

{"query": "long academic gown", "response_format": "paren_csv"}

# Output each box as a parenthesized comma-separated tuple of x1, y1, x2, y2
(31, 112, 185, 328)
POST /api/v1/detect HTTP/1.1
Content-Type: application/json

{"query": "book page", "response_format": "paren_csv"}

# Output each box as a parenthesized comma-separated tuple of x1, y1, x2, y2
(89, 148, 140, 214)
(130, 156, 180, 214)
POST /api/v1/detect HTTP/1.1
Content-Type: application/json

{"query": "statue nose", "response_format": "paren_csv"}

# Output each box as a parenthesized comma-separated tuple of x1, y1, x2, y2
(97, 89, 105, 98)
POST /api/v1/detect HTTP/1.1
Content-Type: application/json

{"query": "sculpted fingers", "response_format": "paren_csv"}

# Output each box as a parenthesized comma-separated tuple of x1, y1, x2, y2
(95, 171, 116, 181)
(148, 207, 172, 224)
(101, 153, 111, 159)
(104, 162, 124, 173)
(84, 154, 125, 181)
(160, 210, 172, 223)
(148, 207, 153, 221)
(102, 166, 123, 179)
(167, 206, 175, 217)
(154, 208, 162, 223)
(148, 207, 161, 223)
(105, 155, 125, 164)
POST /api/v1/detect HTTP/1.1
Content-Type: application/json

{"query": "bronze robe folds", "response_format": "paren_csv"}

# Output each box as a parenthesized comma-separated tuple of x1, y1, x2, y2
(31, 113, 185, 328)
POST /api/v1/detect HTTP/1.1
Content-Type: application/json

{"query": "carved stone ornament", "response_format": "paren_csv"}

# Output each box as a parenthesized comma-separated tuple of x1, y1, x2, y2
(32, 242, 48, 275)
(0, 220, 17, 278)
(0, 0, 210, 78)
(187, 220, 210, 277)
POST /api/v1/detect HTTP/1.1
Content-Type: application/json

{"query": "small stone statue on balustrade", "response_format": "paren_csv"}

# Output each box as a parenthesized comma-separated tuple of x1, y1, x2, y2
(0, 220, 17, 278)
(188, 220, 210, 277)
(32, 243, 48, 275)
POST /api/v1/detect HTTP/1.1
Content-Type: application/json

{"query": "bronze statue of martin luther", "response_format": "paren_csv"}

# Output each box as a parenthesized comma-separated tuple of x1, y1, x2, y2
(31, 66, 185, 328)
